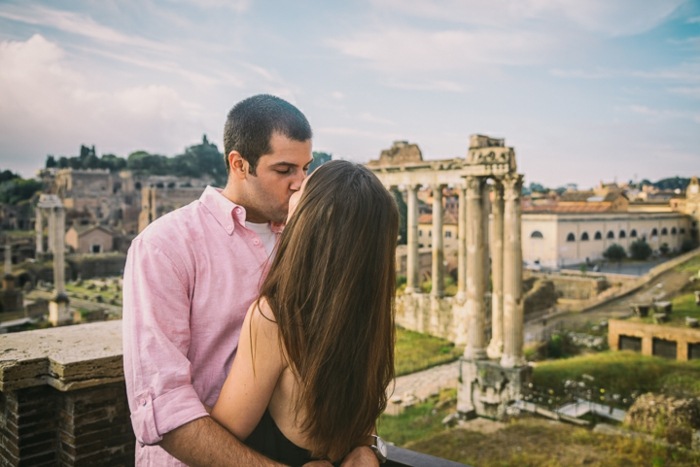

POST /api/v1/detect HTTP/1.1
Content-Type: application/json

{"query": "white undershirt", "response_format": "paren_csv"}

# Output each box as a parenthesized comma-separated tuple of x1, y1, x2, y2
(245, 221, 277, 255)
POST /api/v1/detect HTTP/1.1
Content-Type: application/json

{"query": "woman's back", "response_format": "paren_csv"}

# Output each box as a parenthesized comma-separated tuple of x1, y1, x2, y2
(213, 160, 399, 463)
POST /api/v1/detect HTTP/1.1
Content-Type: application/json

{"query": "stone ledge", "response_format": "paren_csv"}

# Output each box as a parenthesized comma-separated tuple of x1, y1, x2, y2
(0, 320, 123, 392)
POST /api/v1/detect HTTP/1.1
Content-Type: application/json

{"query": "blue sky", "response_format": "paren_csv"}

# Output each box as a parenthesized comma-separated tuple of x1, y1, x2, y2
(0, 0, 698, 189)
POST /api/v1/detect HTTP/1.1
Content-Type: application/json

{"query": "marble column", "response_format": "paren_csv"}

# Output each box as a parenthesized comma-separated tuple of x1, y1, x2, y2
(431, 184, 445, 298)
(35, 207, 44, 255)
(405, 185, 420, 294)
(52, 206, 66, 296)
(463, 176, 487, 360)
(456, 185, 467, 301)
(487, 181, 505, 359)
(501, 174, 525, 368)
(47, 209, 56, 254)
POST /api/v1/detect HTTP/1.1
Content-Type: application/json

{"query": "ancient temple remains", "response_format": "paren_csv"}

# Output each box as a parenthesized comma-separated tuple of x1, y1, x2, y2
(36, 194, 71, 326)
(368, 135, 531, 420)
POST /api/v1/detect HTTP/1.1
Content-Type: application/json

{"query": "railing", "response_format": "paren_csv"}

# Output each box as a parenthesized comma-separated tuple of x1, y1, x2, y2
(0, 321, 466, 466)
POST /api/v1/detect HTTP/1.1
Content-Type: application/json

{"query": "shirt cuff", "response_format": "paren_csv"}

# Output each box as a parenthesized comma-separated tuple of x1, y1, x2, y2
(131, 385, 209, 445)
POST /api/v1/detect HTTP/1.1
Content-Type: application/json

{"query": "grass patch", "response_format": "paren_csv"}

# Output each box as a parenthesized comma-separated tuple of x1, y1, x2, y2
(377, 388, 456, 446)
(675, 253, 700, 272)
(394, 327, 463, 376)
(406, 415, 700, 467)
(532, 351, 700, 400)
(632, 291, 700, 326)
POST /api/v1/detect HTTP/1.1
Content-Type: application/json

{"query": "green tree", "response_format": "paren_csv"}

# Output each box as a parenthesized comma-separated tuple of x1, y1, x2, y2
(172, 135, 226, 185)
(629, 238, 652, 261)
(391, 187, 407, 245)
(0, 177, 43, 204)
(603, 243, 626, 262)
(308, 151, 332, 174)
(45, 155, 57, 168)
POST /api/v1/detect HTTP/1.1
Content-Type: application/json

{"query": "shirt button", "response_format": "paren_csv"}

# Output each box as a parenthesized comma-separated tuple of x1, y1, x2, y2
(253, 239, 260, 246)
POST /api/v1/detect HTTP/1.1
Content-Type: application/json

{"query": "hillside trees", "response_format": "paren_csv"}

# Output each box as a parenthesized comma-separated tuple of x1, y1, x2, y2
(43, 136, 226, 184)
(0, 170, 43, 204)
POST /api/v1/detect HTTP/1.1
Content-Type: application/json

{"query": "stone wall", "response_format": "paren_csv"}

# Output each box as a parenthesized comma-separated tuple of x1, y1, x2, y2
(608, 319, 700, 361)
(395, 293, 467, 345)
(0, 321, 133, 466)
(0, 321, 461, 467)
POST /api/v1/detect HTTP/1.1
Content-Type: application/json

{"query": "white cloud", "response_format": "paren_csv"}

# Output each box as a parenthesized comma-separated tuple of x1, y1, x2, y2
(0, 35, 203, 163)
(358, 112, 396, 126)
(384, 79, 466, 93)
(166, 0, 251, 13)
(369, 0, 684, 36)
(0, 5, 174, 53)
(328, 27, 553, 72)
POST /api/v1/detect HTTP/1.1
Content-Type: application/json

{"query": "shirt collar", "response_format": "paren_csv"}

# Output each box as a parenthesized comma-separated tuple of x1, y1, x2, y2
(199, 186, 284, 235)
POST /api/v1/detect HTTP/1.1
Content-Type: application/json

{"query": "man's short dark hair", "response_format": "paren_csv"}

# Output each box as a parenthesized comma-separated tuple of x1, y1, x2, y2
(223, 94, 312, 174)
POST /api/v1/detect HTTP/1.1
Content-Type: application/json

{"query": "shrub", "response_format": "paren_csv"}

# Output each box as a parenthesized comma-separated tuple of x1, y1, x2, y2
(630, 238, 652, 261)
(604, 243, 627, 262)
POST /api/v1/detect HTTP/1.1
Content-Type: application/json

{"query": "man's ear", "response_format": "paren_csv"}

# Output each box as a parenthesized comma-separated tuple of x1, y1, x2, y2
(229, 151, 247, 179)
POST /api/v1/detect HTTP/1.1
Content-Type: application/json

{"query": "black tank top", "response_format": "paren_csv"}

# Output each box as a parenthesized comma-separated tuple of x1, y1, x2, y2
(245, 409, 318, 466)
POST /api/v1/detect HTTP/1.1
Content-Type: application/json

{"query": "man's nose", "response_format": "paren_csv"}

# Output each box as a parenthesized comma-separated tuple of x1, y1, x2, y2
(290, 170, 306, 191)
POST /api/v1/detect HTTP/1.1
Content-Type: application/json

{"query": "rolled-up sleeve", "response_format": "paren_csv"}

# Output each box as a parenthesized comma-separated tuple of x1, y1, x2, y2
(122, 236, 208, 445)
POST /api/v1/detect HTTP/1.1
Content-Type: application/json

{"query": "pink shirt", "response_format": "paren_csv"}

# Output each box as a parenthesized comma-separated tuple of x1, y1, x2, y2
(122, 186, 281, 465)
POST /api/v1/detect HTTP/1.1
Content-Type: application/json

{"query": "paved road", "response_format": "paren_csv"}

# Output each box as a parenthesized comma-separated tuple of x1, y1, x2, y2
(525, 265, 695, 342)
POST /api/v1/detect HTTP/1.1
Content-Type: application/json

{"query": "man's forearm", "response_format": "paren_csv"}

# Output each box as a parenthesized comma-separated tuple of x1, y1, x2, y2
(159, 416, 285, 467)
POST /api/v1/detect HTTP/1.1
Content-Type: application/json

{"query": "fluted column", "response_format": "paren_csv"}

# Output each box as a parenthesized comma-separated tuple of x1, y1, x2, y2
(487, 181, 504, 359)
(35, 207, 44, 255)
(463, 176, 487, 360)
(456, 185, 467, 301)
(501, 174, 525, 368)
(405, 185, 420, 294)
(431, 184, 445, 298)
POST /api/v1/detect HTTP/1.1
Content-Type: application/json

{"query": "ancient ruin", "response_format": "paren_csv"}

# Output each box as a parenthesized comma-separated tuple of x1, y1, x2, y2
(369, 135, 531, 420)
(36, 194, 71, 326)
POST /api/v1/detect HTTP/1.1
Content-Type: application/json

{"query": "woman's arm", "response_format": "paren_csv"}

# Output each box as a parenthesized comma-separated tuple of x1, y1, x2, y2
(211, 299, 286, 440)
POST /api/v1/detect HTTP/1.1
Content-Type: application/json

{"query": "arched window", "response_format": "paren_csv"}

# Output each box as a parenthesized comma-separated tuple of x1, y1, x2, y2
(630, 229, 638, 238)
(671, 227, 677, 235)
(531, 231, 544, 239)
(619, 230, 626, 238)
(566, 233, 575, 242)
(445, 231, 452, 238)
(594, 231, 602, 240)
(581, 232, 589, 241)
(680, 228, 686, 234)
(651, 228, 658, 237)
(607, 231, 615, 239)
(661, 227, 668, 235)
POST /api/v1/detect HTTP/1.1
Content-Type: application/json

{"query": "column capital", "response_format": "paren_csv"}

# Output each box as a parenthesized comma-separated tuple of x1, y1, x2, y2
(465, 176, 486, 199)
(501, 173, 523, 201)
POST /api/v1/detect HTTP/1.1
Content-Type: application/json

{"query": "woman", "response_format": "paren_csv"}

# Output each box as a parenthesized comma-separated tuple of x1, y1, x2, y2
(211, 160, 398, 465)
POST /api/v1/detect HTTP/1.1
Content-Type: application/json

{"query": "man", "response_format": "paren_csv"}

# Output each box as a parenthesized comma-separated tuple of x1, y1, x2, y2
(122, 95, 380, 466)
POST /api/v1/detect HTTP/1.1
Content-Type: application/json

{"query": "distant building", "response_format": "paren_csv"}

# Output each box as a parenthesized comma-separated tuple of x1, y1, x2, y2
(521, 179, 696, 268)
(65, 225, 115, 254)
(418, 211, 458, 250)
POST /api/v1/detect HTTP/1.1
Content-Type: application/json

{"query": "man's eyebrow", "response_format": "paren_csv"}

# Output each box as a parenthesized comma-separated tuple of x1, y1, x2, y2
(269, 161, 298, 168)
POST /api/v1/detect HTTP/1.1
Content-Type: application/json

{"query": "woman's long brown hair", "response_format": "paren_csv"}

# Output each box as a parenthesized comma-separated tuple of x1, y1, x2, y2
(259, 160, 398, 461)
